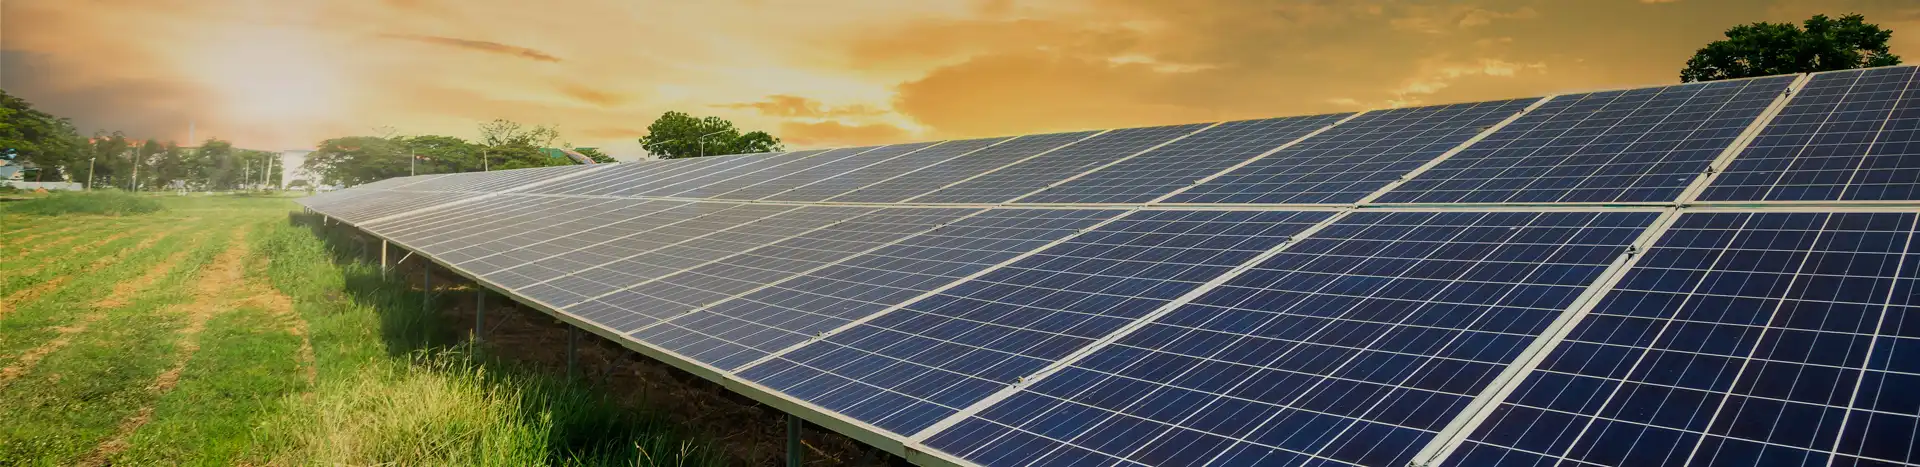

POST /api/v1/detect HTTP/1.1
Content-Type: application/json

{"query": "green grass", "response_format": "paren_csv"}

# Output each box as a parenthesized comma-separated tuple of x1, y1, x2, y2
(0, 196, 725, 466)
(3, 190, 163, 217)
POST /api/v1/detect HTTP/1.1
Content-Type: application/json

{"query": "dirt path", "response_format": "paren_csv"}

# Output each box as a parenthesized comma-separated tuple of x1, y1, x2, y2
(80, 228, 249, 466)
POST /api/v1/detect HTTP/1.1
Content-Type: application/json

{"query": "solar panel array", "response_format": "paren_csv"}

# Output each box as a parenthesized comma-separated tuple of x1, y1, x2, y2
(301, 67, 1920, 467)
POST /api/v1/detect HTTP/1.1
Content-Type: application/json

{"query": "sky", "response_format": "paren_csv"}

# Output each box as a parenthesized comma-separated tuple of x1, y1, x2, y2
(3, 0, 1917, 158)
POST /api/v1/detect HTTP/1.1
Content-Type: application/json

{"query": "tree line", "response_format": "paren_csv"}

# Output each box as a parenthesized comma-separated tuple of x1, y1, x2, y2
(302, 120, 618, 187)
(2, 89, 279, 191)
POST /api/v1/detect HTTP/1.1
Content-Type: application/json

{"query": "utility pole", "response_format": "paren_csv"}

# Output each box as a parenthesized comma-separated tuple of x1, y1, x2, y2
(87, 157, 96, 190)
(129, 144, 140, 192)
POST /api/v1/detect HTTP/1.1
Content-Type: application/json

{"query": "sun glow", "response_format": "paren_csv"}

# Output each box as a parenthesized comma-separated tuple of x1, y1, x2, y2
(188, 27, 345, 124)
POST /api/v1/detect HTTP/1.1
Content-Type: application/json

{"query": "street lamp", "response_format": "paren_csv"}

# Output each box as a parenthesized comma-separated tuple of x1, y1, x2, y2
(695, 129, 729, 158)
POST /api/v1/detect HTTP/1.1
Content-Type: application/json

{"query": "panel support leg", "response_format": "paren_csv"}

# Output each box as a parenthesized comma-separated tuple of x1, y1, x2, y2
(381, 239, 389, 279)
(567, 327, 578, 380)
(422, 264, 431, 311)
(787, 414, 803, 467)
(475, 288, 485, 344)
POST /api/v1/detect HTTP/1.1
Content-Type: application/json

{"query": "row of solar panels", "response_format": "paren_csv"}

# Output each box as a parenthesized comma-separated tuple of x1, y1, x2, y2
(297, 67, 1920, 467)
(308, 66, 1920, 221)
(298, 198, 1920, 467)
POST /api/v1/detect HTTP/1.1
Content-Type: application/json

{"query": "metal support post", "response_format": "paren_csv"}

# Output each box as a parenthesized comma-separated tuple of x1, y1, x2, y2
(381, 240, 389, 279)
(787, 414, 803, 467)
(422, 264, 432, 310)
(567, 327, 578, 380)
(475, 289, 485, 344)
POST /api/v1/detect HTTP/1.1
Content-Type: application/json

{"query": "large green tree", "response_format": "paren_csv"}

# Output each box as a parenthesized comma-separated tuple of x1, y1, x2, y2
(303, 136, 406, 186)
(637, 111, 782, 159)
(1681, 13, 1901, 82)
(0, 88, 85, 181)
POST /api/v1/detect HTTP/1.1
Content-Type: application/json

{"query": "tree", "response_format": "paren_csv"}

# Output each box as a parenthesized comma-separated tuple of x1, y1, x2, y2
(637, 111, 782, 159)
(0, 88, 85, 180)
(574, 147, 617, 163)
(304, 136, 405, 186)
(1681, 13, 1901, 82)
(475, 119, 573, 169)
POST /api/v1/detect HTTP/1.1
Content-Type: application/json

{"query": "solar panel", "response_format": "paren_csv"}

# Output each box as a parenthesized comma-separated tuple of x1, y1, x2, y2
(568, 208, 974, 329)
(1167, 99, 1538, 204)
(599, 208, 980, 344)
(1701, 67, 1920, 201)
(319, 191, 481, 224)
(772, 138, 1008, 202)
(638, 150, 834, 198)
(1018, 114, 1350, 204)
(537, 206, 880, 326)
(720, 143, 942, 200)
(923, 210, 1659, 467)
(739, 210, 1330, 435)
(469, 203, 799, 293)
(428, 199, 685, 266)
(1378, 76, 1796, 204)
(1444, 211, 1920, 467)
(517, 158, 689, 196)
(911, 125, 1210, 203)
(831, 133, 1090, 203)
(637, 209, 1124, 370)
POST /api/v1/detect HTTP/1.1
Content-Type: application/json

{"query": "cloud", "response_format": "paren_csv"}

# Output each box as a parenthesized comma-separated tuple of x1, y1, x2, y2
(1390, 5, 1540, 34)
(558, 84, 627, 107)
(377, 33, 561, 62)
(716, 95, 889, 118)
(778, 121, 912, 147)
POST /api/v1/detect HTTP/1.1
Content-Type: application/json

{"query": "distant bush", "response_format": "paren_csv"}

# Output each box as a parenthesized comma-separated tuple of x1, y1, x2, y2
(7, 190, 164, 216)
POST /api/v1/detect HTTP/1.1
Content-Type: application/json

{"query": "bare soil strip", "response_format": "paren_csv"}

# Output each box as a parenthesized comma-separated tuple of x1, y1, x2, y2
(0, 241, 211, 389)
(80, 229, 249, 466)
(243, 255, 315, 387)
(1, 224, 83, 249)
(0, 227, 171, 320)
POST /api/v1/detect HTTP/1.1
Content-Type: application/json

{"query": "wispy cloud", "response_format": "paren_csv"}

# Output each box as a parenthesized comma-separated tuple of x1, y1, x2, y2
(378, 33, 561, 62)
(716, 95, 888, 118)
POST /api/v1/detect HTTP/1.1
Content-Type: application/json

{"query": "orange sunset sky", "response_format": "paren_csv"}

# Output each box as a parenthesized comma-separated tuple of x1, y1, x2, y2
(3, 0, 1917, 157)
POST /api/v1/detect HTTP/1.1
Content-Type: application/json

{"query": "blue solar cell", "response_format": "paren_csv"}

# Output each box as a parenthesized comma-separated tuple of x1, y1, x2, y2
(721, 142, 940, 200)
(833, 133, 1089, 203)
(645, 149, 837, 198)
(1447, 212, 1920, 467)
(1702, 67, 1920, 201)
(638, 209, 1123, 370)
(912, 124, 1212, 203)
(738, 210, 1331, 436)
(474, 203, 798, 301)
(775, 138, 1009, 202)
(438, 199, 683, 268)
(925, 210, 1658, 467)
(1019, 114, 1350, 204)
(1378, 76, 1796, 204)
(579, 208, 978, 335)
(1169, 99, 1537, 204)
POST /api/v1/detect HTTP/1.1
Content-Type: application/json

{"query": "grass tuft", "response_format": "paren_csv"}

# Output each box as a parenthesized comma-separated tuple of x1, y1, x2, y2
(6, 190, 164, 216)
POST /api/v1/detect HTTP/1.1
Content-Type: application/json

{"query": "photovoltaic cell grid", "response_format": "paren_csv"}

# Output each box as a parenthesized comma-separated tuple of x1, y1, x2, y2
(427, 199, 686, 268)
(911, 124, 1212, 204)
(525, 155, 751, 196)
(926, 210, 1659, 467)
(773, 138, 1007, 202)
(642, 150, 834, 198)
(639, 209, 1125, 370)
(1701, 67, 1920, 201)
(460, 202, 791, 294)
(1378, 76, 1796, 204)
(740, 210, 1332, 436)
(722, 142, 941, 200)
(589, 207, 982, 337)
(1018, 113, 1351, 204)
(518, 205, 864, 317)
(1449, 212, 1920, 467)
(1168, 99, 1538, 204)
(832, 133, 1090, 203)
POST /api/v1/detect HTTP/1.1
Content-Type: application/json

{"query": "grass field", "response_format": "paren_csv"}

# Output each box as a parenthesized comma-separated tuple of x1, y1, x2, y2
(0, 195, 769, 466)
